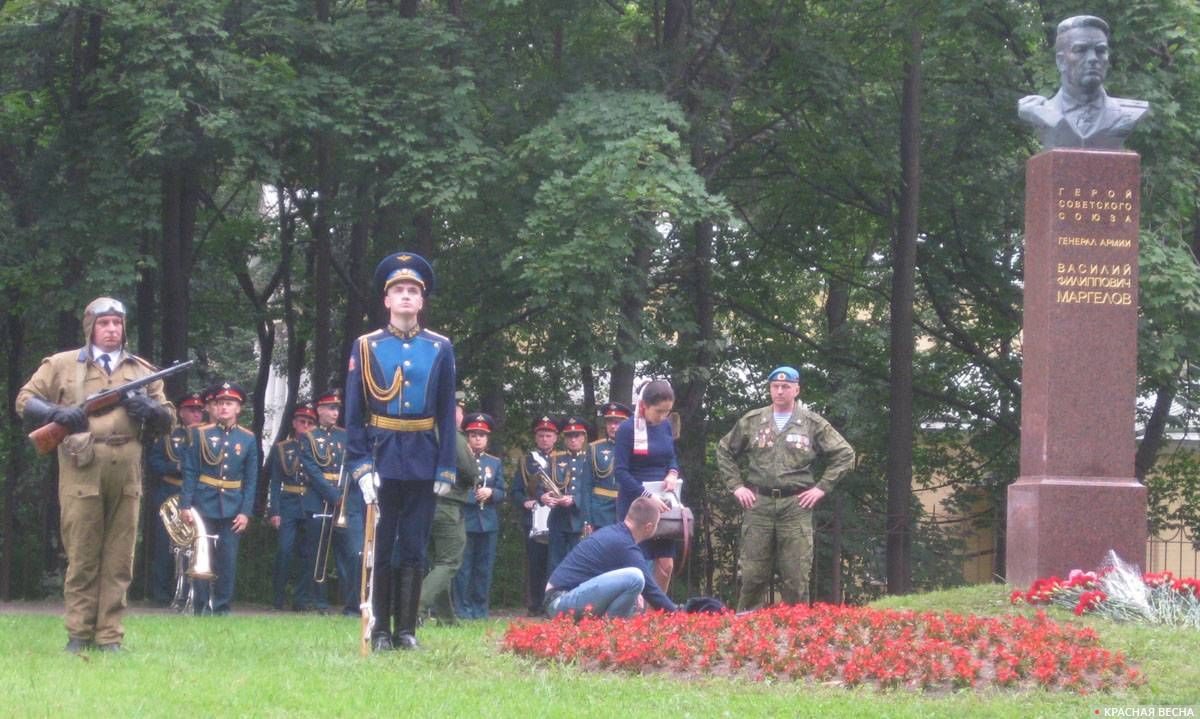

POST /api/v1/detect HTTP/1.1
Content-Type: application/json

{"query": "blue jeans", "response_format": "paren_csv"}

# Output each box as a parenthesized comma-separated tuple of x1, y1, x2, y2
(547, 567, 644, 618)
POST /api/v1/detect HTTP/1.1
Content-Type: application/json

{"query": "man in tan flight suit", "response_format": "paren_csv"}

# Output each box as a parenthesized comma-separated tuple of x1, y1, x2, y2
(17, 297, 173, 652)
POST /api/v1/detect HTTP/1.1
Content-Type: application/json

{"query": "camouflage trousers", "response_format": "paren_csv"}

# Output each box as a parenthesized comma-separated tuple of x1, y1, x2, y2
(59, 440, 143, 644)
(418, 498, 465, 623)
(736, 494, 813, 611)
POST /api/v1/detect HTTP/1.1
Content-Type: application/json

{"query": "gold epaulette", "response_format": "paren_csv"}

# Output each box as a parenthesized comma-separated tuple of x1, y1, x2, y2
(423, 329, 451, 343)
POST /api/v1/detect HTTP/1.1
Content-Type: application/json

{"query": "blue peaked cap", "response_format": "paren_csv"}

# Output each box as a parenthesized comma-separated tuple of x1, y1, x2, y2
(373, 252, 435, 296)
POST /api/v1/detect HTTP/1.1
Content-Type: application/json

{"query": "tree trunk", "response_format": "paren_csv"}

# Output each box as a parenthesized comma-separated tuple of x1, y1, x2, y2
(159, 164, 198, 397)
(610, 235, 652, 405)
(136, 230, 156, 361)
(674, 220, 716, 592)
(1, 293, 25, 599)
(885, 22, 922, 596)
(311, 139, 334, 396)
(1135, 383, 1176, 481)
(338, 182, 372, 387)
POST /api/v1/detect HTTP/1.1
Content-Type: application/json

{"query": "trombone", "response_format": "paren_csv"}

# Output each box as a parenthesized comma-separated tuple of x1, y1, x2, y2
(314, 462, 349, 583)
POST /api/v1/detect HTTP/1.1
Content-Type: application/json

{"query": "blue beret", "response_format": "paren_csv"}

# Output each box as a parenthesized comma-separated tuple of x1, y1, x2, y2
(767, 366, 801, 383)
(373, 252, 435, 296)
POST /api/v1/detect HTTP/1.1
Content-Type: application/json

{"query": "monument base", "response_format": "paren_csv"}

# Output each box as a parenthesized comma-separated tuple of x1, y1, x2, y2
(1005, 477, 1146, 588)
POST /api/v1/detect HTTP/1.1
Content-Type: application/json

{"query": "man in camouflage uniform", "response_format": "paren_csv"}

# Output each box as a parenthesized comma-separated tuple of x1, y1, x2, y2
(17, 297, 173, 652)
(716, 366, 854, 610)
(418, 402, 478, 625)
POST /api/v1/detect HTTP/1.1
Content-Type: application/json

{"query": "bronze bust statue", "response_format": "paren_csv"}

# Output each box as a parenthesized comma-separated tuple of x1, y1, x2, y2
(1018, 15, 1148, 150)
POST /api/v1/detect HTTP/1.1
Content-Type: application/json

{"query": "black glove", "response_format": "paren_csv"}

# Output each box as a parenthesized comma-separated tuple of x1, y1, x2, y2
(125, 394, 167, 424)
(51, 405, 88, 433)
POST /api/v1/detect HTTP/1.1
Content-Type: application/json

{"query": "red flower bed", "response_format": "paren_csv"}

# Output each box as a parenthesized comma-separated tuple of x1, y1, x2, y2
(502, 604, 1142, 693)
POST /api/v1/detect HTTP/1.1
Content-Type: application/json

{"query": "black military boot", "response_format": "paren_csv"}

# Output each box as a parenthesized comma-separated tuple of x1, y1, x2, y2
(371, 565, 394, 652)
(393, 565, 422, 650)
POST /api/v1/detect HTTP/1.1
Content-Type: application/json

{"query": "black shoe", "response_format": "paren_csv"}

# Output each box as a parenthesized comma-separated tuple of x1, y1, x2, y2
(96, 643, 122, 652)
(370, 631, 394, 652)
(394, 632, 419, 650)
(65, 638, 92, 654)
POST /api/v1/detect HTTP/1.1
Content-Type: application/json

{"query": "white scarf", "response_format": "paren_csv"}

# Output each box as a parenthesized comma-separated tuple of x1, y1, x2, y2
(633, 383, 648, 456)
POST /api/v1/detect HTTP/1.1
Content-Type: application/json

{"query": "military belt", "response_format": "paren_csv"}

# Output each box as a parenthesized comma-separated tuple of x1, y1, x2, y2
(322, 472, 340, 486)
(160, 475, 183, 488)
(94, 434, 133, 446)
(591, 487, 618, 499)
(744, 481, 803, 499)
(282, 485, 306, 495)
(368, 415, 435, 432)
(199, 475, 242, 491)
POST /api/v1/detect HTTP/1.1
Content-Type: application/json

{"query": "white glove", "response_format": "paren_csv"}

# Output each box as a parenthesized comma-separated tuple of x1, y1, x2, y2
(358, 472, 380, 505)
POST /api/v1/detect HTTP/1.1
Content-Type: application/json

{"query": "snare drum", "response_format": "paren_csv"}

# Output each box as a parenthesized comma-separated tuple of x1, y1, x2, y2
(529, 504, 551, 544)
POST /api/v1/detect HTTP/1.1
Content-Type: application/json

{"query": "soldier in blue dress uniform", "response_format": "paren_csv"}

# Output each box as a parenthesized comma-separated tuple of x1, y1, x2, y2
(348, 252, 457, 651)
(267, 402, 321, 611)
(452, 412, 506, 619)
(545, 415, 589, 575)
(179, 381, 259, 615)
(301, 388, 364, 616)
(578, 402, 631, 535)
(512, 415, 558, 615)
(147, 390, 206, 604)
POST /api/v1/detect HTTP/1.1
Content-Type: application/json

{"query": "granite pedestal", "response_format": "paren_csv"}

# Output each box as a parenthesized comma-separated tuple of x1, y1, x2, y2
(1006, 149, 1147, 588)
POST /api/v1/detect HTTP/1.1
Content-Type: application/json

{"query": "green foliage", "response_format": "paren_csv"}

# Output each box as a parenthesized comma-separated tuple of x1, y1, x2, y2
(1145, 449, 1200, 545)
(3, 0, 1199, 600)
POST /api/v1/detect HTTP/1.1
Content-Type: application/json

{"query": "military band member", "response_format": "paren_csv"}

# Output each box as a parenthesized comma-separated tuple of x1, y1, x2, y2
(545, 415, 589, 575)
(179, 381, 259, 615)
(418, 402, 478, 625)
(716, 366, 855, 610)
(348, 252, 457, 651)
(300, 388, 363, 616)
(17, 297, 173, 652)
(268, 402, 322, 611)
(147, 390, 206, 605)
(512, 415, 558, 615)
(453, 412, 506, 619)
(578, 402, 630, 534)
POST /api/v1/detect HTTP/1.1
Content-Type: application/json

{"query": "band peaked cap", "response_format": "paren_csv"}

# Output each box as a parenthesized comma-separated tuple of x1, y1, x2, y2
(374, 252, 435, 296)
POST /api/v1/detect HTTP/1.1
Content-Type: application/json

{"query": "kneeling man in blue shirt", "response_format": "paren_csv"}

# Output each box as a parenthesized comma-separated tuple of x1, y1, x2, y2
(544, 496, 678, 617)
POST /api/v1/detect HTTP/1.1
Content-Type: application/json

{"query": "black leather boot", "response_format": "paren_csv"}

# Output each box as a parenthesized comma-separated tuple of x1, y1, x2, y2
(393, 565, 422, 650)
(371, 565, 394, 652)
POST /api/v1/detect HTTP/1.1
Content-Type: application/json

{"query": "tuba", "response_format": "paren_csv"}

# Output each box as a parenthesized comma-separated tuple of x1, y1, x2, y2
(159, 495, 216, 612)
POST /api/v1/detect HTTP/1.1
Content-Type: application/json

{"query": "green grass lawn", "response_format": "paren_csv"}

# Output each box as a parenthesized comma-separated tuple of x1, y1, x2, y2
(2, 585, 1198, 718)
